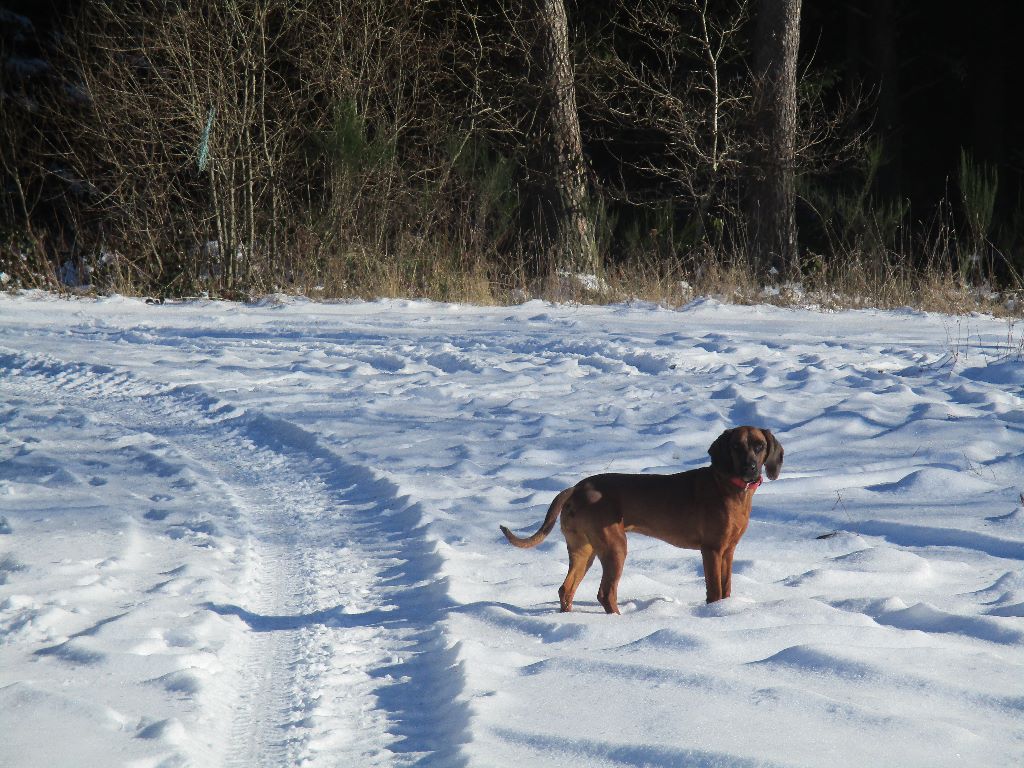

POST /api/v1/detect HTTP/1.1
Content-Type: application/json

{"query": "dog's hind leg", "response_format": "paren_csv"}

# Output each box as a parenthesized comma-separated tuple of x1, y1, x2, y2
(558, 543, 595, 612)
(595, 526, 627, 614)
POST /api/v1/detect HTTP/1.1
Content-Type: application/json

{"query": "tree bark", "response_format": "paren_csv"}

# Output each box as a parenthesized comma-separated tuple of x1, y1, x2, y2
(749, 0, 801, 277)
(533, 0, 597, 275)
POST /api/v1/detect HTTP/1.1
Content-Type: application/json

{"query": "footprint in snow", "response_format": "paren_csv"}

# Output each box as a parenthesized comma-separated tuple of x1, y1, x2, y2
(164, 519, 221, 545)
(136, 717, 186, 741)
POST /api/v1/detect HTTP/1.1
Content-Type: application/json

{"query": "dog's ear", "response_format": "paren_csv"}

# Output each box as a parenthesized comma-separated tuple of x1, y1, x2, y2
(762, 429, 784, 480)
(708, 429, 735, 474)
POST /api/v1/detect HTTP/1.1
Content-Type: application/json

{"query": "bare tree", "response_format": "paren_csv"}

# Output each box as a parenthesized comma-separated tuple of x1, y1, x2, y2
(531, 0, 596, 274)
(50, 0, 488, 297)
(14, 0, 867, 299)
(578, 1, 753, 253)
(748, 0, 802, 277)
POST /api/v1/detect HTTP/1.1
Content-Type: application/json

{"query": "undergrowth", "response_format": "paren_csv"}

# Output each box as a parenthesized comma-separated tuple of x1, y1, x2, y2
(12, 247, 1020, 319)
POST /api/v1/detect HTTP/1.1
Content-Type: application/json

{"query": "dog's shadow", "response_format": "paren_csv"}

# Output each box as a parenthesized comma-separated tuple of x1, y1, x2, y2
(206, 591, 683, 640)
(449, 600, 605, 642)
(203, 601, 404, 632)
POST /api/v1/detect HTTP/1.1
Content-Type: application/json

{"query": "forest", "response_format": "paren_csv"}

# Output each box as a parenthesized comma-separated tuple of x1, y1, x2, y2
(1, 0, 1022, 311)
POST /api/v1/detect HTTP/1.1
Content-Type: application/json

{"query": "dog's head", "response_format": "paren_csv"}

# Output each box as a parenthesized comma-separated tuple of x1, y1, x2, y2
(708, 426, 784, 483)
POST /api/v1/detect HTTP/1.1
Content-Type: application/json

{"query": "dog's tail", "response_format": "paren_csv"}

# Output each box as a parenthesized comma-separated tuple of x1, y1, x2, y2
(500, 487, 573, 549)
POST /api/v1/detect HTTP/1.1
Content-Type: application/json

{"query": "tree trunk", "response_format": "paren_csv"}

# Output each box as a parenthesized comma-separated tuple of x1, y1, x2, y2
(533, 0, 597, 275)
(749, 0, 801, 277)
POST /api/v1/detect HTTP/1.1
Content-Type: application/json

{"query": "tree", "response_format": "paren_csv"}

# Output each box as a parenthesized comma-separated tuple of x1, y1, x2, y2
(748, 0, 801, 277)
(579, 0, 754, 255)
(532, 0, 597, 275)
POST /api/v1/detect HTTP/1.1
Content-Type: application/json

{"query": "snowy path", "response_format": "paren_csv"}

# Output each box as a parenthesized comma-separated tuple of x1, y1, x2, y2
(1, 294, 1022, 767)
(0, 347, 466, 767)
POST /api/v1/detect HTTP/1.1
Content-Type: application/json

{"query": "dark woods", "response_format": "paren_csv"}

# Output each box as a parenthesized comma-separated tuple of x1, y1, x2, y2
(1, 0, 1022, 307)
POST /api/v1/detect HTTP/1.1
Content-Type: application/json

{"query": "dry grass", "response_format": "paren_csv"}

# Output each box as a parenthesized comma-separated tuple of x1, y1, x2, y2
(7, 228, 1021, 319)
(297, 246, 499, 306)
(524, 251, 1023, 317)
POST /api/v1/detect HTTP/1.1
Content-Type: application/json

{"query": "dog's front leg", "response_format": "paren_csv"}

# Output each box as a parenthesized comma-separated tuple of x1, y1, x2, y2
(720, 544, 737, 599)
(701, 548, 725, 603)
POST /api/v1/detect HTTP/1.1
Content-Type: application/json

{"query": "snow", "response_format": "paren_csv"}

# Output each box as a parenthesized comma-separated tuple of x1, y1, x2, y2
(0, 292, 1022, 767)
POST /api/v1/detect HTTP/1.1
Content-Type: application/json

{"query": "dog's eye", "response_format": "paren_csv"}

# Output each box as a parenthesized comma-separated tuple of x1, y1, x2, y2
(752, 442, 765, 453)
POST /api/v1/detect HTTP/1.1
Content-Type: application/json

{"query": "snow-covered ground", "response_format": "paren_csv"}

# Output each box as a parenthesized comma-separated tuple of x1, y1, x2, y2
(0, 292, 1022, 768)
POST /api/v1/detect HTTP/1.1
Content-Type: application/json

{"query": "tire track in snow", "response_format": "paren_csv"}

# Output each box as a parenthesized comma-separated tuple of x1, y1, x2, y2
(215, 411, 471, 767)
(0, 350, 469, 767)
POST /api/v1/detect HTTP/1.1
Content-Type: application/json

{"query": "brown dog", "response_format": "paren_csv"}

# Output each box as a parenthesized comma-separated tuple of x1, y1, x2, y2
(500, 426, 783, 613)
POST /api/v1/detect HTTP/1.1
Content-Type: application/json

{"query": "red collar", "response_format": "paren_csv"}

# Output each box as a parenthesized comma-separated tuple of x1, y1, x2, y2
(729, 475, 762, 491)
